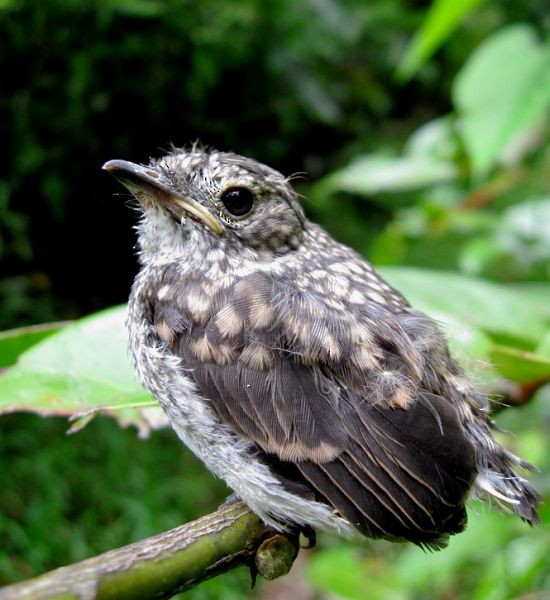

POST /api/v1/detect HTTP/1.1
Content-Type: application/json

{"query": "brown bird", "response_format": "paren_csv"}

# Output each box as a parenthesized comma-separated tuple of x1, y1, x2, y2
(104, 147, 539, 550)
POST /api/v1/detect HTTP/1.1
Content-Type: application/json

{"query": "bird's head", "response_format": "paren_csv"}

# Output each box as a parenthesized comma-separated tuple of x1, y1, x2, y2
(103, 148, 306, 266)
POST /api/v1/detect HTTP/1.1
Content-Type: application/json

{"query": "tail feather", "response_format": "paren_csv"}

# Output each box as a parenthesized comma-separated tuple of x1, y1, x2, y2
(459, 387, 541, 525)
(474, 470, 541, 524)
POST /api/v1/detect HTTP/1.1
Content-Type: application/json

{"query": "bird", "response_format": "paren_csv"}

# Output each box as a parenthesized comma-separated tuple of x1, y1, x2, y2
(103, 146, 539, 550)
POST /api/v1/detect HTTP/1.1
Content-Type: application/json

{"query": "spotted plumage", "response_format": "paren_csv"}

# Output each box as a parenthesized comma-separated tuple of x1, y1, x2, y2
(104, 146, 539, 550)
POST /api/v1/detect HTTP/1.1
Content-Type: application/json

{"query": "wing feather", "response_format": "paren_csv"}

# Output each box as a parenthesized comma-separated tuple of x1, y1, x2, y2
(153, 269, 476, 546)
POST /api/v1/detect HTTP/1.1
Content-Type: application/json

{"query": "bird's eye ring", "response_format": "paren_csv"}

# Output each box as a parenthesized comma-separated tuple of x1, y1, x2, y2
(220, 187, 255, 218)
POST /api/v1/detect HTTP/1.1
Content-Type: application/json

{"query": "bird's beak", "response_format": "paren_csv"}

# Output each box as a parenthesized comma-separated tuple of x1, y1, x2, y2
(102, 159, 223, 235)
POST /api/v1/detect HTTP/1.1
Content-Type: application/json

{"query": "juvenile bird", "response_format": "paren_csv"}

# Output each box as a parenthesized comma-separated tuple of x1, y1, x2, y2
(104, 147, 539, 549)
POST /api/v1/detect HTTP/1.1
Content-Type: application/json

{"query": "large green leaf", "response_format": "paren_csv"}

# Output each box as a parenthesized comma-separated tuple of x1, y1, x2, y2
(380, 267, 550, 382)
(316, 154, 457, 197)
(0, 306, 160, 436)
(0, 322, 69, 368)
(489, 345, 550, 383)
(380, 267, 548, 347)
(511, 283, 550, 321)
(453, 24, 550, 178)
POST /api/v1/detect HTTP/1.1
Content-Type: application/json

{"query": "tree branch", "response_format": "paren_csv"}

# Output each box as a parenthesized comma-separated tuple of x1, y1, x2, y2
(0, 501, 298, 600)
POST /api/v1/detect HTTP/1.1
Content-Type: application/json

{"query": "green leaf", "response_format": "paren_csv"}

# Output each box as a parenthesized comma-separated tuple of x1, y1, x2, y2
(496, 197, 550, 262)
(459, 236, 501, 276)
(318, 154, 457, 197)
(404, 116, 457, 162)
(0, 322, 69, 368)
(396, 0, 485, 81)
(0, 306, 161, 436)
(453, 24, 550, 178)
(379, 267, 548, 348)
(488, 345, 550, 383)
(511, 283, 550, 321)
(535, 331, 550, 359)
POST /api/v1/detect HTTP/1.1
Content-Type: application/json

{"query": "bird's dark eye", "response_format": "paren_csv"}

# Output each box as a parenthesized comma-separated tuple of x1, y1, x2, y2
(220, 187, 255, 217)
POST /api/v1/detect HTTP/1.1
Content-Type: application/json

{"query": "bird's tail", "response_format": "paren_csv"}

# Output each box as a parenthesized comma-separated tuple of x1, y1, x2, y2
(459, 386, 541, 524)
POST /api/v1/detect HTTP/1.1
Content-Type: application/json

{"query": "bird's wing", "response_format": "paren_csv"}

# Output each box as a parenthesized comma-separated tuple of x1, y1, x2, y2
(153, 270, 476, 547)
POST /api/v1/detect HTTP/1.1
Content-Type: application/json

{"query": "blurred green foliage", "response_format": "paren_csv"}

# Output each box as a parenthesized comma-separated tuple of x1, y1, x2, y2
(0, 414, 253, 599)
(1, 0, 547, 328)
(311, 21, 550, 274)
(1, 0, 549, 598)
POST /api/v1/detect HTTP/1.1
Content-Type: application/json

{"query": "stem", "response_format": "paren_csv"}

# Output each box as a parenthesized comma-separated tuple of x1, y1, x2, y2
(0, 502, 298, 600)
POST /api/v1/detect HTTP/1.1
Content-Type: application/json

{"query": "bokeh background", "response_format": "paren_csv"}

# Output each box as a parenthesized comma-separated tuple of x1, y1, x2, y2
(1, 1, 549, 598)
